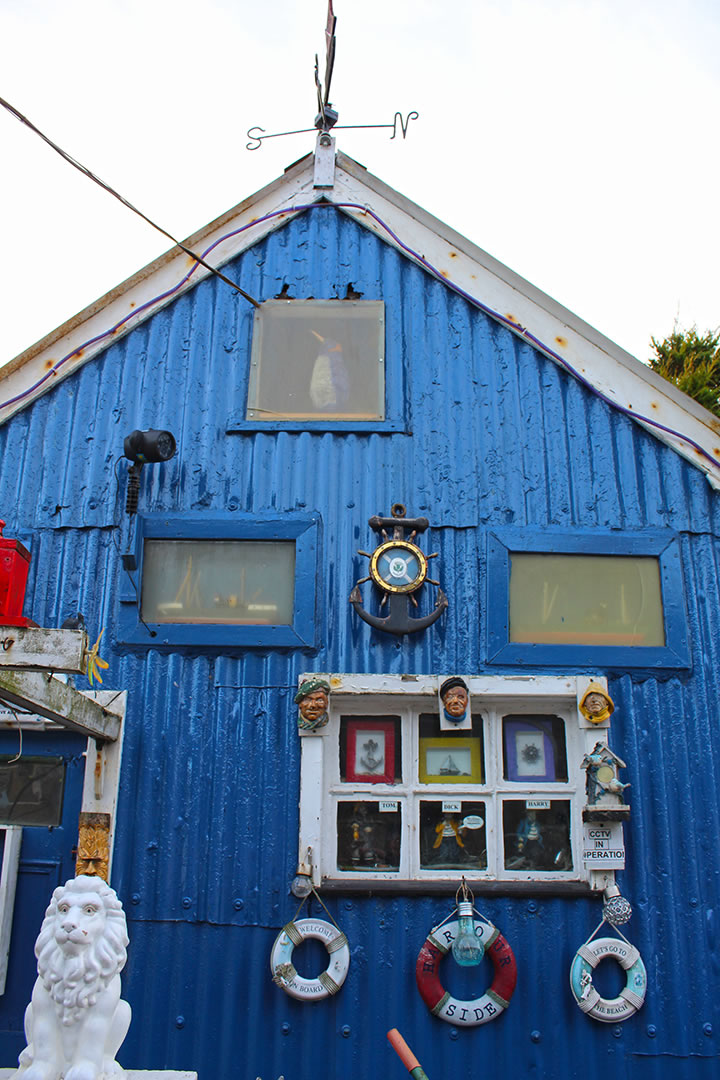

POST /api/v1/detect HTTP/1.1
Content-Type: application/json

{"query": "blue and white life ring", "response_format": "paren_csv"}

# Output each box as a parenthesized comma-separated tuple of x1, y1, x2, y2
(570, 936, 646, 1023)
(271, 918, 350, 1002)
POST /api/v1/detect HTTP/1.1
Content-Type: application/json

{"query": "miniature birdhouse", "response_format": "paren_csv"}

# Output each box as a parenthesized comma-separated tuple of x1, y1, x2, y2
(581, 742, 630, 821)
(0, 519, 33, 626)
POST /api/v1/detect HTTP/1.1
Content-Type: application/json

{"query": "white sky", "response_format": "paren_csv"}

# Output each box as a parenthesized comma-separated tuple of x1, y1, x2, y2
(2, 0, 719, 369)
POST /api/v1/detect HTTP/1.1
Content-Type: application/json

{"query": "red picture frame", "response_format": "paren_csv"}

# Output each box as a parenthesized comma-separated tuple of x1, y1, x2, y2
(345, 719, 396, 784)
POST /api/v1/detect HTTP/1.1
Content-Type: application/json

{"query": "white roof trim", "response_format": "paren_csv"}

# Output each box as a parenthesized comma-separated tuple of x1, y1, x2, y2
(2, 150, 719, 488)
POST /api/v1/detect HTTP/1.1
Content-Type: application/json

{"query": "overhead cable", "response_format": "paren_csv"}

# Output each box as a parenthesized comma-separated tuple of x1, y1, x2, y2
(0, 95, 260, 308)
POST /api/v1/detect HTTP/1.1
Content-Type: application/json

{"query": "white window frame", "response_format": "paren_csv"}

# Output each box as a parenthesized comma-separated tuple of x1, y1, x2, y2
(298, 674, 619, 892)
(0, 825, 22, 995)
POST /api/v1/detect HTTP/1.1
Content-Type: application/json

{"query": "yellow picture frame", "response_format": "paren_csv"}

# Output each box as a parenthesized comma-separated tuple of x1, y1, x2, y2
(419, 737, 483, 784)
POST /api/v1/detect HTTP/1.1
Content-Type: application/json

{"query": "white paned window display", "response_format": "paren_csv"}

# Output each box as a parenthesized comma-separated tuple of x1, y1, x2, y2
(297, 674, 620, 890)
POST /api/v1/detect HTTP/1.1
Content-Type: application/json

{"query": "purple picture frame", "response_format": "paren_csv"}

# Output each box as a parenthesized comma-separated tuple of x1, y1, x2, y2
(504, 717, 557, 782)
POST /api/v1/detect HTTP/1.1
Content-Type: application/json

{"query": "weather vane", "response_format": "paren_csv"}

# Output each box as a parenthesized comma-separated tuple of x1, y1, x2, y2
(246, 1, 418, 151)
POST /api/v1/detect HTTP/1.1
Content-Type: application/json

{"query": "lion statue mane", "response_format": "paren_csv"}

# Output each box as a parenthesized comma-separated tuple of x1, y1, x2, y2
(14, 875, 131, 1080)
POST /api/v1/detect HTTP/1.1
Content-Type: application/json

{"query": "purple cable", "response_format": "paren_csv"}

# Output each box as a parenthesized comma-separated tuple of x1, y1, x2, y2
(2, 199, 718, 479)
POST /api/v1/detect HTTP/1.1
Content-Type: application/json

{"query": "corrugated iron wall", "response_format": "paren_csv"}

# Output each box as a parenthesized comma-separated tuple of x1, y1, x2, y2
(1, 207, 719, 1079)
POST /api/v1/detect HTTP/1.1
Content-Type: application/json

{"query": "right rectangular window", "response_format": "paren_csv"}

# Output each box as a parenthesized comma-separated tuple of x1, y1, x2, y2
(509, 554, 665, 646)
(488, 530, 689, 668)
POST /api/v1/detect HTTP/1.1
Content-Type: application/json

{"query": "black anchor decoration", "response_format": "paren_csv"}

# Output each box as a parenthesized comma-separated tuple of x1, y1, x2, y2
(349, 503, 448, 636)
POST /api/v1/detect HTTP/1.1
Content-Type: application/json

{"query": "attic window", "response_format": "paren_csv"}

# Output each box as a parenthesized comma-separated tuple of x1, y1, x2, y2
(246, 300, 385, 422)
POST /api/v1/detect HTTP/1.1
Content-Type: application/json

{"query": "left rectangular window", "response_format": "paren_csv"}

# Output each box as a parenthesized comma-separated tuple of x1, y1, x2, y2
(141, 540, 296, 625)
(119, 513, 319, 648)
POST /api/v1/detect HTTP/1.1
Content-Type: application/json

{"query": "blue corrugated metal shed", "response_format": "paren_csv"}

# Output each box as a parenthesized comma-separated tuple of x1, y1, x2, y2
(0, 150, 719, 1080)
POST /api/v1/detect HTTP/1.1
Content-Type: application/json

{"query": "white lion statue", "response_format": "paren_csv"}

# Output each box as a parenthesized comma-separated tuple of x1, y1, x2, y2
(13, 875, 131, 1080)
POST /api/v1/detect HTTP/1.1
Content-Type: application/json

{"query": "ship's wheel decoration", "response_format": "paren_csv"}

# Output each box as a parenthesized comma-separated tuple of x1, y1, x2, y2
(350, 504, 448, 636)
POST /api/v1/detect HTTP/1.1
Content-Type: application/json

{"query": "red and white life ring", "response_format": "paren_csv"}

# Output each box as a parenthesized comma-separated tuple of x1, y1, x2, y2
(416, 916, 517, 1026)
(271, 918, 350, 1002)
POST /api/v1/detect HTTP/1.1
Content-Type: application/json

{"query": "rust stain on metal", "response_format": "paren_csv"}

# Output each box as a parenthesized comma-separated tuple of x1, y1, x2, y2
(505, 313, 518, 323)
(448, 251, 457, 259)
(44, 359, 54, 370)
(555, 336, 568, 347)
(651, 401, 658, 409)
(440, 270, 449, 278)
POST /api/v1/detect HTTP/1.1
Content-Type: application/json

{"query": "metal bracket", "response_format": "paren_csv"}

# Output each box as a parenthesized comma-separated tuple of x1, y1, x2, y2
(313, 134, 336, 188)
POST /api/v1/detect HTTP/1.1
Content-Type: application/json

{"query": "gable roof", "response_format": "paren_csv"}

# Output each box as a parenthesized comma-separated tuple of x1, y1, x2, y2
(2, 146, 719, 489)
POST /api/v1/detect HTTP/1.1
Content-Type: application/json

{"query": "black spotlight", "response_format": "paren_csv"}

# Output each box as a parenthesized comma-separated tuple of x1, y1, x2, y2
(123, 429, 177, 514)
(123, 429, 177, 464)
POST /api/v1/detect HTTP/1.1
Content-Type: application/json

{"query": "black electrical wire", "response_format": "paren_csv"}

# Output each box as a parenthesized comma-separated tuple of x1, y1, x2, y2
(111, 457, 157, 638)
(0, 95, 260, 308)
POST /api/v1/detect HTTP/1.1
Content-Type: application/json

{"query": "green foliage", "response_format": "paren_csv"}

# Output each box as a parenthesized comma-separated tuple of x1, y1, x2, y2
(649, 326, 720, 418)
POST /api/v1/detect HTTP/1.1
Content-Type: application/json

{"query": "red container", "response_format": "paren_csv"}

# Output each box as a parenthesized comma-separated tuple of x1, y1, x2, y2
(0, 519, 33, 627)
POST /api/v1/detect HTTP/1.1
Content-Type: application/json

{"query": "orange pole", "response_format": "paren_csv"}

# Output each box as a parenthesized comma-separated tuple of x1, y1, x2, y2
(387, 1029, 430, 1080)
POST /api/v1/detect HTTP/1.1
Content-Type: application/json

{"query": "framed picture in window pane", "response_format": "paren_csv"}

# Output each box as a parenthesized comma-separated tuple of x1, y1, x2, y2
(419, 737, 483, 784)
(346, 719, 395, 783)
(503, 718, 558, 782)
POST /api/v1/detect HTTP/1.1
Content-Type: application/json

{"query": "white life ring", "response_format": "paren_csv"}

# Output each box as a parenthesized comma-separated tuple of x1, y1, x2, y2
(569, 936, 647, 1023)
(271, 918, 350, 1002)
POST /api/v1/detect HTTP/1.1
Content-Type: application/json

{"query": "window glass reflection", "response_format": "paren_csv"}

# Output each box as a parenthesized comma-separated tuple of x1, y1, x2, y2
(419, 801, 487, 870)
(0, 758, 65, 827)
(336, 802, 401, 871)
(509, 553, 665, 646)
(503, 800, 572, 872)
(141, 540, 295, 624)
(248, 300, 385, 421)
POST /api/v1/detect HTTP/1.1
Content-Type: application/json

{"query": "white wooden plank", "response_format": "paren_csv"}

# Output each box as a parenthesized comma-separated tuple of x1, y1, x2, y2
(0, 826, 22, 995)
(0, 673, 121, 741)
(80, 692, 127, 877)
(0, 628, 88, 674)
